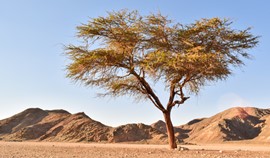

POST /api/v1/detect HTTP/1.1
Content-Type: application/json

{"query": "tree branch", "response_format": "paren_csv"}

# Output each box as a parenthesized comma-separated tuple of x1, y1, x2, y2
(131, 70, 166, 112)
(167, 76, 191, 111)
(172, 97, 190, 107)
(166, 81, 176, 110)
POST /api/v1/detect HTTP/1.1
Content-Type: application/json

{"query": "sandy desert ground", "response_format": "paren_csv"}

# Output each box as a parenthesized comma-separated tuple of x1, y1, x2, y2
(0, 142, 270, 158)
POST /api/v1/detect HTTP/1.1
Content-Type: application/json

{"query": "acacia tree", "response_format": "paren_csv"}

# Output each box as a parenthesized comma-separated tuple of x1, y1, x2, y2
(65, 10, 258, 149)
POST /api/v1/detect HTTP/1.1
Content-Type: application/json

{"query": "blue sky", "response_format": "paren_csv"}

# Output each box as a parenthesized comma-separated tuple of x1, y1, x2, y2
(0, 0, 269, 126)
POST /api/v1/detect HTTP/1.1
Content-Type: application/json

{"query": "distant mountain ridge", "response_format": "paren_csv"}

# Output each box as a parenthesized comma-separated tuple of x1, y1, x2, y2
(0, 108, 166, 143)
(0, 107, 270, 143)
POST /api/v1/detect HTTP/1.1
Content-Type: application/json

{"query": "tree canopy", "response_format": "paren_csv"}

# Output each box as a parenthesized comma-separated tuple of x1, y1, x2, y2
(65, 10, 258, 149)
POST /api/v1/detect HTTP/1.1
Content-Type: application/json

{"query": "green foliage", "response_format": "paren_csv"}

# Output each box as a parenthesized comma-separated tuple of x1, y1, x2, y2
(66, 10, 258, 111)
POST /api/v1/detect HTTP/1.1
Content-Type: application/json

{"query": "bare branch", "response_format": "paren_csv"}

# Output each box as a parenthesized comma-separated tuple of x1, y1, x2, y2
(172, 97, 190, 107)
(131, 70, 166, 112)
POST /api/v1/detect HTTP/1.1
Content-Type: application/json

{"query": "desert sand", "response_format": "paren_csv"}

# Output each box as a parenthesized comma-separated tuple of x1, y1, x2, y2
(0, 141, 270, 158)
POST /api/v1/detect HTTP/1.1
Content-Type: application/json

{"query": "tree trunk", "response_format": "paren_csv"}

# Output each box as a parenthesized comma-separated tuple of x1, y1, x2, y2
(163, 111, 177, 149)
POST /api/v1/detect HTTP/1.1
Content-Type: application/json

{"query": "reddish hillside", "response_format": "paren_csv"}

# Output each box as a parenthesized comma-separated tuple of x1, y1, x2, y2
(178, 107, 270, 143)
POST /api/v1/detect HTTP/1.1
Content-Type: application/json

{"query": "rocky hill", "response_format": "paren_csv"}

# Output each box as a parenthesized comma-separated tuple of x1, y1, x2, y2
(175, 107, 270, 143)
(0, 108, 70, 140)
(0, 108, 165, 143)
(0, 107, 270, 144)
(253, 114, 270, 142)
